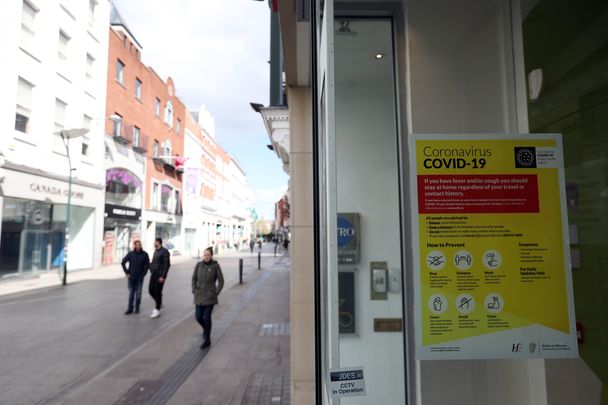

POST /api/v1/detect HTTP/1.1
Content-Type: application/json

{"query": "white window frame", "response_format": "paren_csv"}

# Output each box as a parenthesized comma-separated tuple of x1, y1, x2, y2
(115, 59, 125, 84)
(155, 98, 161, 116)
(54, 98, 67, 135)
(58, 30, 70, 63)
(164, 101, 174, 126)
(111, 113, 122, 137)
(135, 78, 142, 99)
(21, 0, 38, 51)
(133, 126, 140, 147)
(16, 77, 34, 134)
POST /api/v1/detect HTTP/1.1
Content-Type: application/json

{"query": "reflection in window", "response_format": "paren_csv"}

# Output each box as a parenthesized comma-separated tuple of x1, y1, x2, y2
(105, 169, 142, 209)
(160, 184, 172, 212)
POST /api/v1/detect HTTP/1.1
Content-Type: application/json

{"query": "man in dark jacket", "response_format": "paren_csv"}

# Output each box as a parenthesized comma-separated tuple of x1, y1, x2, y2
(149, 238, 170, 318)
(121, 240, 150, 315)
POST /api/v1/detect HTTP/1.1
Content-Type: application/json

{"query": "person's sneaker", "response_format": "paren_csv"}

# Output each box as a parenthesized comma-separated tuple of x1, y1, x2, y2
(124, 309, 133, 315)
(134, 308, 140, 314)
(200, 340, 211, 349)
(150, 309, 160, 318)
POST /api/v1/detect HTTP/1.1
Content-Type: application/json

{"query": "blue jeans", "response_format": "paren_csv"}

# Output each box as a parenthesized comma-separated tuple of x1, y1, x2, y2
(128, 277, 144, 311)
(195, 304, 214, 341)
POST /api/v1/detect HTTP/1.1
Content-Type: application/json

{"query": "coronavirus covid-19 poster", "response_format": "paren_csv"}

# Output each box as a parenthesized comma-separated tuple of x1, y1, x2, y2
(409, 134, 578, 360)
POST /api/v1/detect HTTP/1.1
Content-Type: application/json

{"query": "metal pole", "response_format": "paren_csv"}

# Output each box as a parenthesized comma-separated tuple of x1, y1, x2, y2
(62, 135, 72, 286)
(239, 258, 243, 284)
(274, 244, 277, 257)
(258, 251, 261, 270)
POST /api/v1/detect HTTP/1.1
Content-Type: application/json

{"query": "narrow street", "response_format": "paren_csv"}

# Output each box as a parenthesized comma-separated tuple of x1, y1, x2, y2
(0, 244, 289, 405)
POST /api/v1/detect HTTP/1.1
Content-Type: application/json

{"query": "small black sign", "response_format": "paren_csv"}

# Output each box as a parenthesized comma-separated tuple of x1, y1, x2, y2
(514, 147, 537, 168)
(105, 204, 141, 220)
(339, 272, 355, 334)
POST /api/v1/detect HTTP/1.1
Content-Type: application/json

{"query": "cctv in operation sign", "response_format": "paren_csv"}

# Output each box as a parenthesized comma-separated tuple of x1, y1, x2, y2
(409, 134, 578, 360)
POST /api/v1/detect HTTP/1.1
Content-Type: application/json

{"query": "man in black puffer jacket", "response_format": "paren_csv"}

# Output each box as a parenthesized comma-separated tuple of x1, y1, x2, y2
(149, 238, 170, 318)
(121, 240, 150, 315)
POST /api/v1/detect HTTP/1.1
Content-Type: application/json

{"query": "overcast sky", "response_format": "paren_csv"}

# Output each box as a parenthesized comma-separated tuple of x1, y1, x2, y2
(113, 0, 288, 219)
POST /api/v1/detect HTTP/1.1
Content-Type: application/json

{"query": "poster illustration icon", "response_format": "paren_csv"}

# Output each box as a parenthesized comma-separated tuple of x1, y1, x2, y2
(483, 250, 502, 270)
(484, 293, 504, 314)
(454, 250, 473, 270)
(426, 251, 446, 271)
(456, 294, 475, 315)
(428, 294, 448, 314)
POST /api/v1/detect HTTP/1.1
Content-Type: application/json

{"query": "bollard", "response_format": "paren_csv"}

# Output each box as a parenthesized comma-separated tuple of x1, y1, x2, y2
(258, 251, 261, 270)
(274, 245, 277, 257)
(239, 258, 243, 284)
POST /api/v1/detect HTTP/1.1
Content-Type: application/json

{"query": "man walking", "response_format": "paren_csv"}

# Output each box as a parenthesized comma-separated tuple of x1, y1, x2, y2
(121, 240, 150, 315)
(149, 238, 170, 318)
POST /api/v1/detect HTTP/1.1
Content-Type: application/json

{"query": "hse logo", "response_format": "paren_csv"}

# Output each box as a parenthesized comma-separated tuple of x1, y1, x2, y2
(514, 147, 537, 168)
(512, 343, 523, 353)
(337, 217, 356, 247)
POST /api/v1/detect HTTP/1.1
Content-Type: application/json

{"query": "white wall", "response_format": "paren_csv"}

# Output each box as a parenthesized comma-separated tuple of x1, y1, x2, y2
(0, 0, 111, 269)
(407, 1, 546, 404)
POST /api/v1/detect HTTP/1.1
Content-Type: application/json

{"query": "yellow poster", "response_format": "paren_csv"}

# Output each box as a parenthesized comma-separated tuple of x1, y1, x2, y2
(410, 134, 578, 360)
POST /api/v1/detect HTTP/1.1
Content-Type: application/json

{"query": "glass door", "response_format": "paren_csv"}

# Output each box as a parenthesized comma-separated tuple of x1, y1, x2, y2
(315, 3, 408, 402)
(316, 0, 341, 403)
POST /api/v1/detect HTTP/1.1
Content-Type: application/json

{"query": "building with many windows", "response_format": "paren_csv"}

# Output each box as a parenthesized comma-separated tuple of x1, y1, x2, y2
(0, 0, 111, 279)
(105, 7, 185, 257)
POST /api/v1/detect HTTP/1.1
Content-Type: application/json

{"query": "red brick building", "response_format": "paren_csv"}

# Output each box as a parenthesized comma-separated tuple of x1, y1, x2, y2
(104, 9, 186, 257)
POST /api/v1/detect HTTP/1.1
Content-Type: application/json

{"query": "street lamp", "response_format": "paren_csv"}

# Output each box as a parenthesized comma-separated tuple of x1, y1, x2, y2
(60, 128, 89, 286)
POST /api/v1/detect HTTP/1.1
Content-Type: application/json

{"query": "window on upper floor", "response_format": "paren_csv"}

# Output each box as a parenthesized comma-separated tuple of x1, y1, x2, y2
(155, 98, 161, 116)
(163, 139, 172, 162)
(115, 59, 125, 84)
(86, 53, 95, 87)
(15, 77, 34, 134)
(111, 113, 122, 137)
(135, 78, 142, 100)
(133, 126, 140, 147)
(160, 184, 172, 212)
(82, 114, 92, 156)
(88, 0, 97, 23)
(153, 140, 160, 157)
(21, 1, 37, 50)
(176, 118, 181, 134)
(58, 30, 70, 63)
(152, 182, 159, 210)
(54, 98, 67, 135)
(164, 101, 173, 126)
(175, 190, 182, 215)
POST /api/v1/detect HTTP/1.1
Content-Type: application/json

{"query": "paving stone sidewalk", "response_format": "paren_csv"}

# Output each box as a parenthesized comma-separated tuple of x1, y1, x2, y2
(56, 253, 291, 405)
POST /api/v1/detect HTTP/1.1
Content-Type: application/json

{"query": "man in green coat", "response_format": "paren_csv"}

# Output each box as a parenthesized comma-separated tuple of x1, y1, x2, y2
(192, 247, 224, 349)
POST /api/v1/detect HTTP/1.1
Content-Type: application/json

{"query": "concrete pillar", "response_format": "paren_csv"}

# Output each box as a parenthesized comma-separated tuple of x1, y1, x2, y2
(288, 86, 316, 404)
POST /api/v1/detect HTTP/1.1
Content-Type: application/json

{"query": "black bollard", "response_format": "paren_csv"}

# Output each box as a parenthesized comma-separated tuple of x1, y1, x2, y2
(239, 258, 243, 284)
(258, 251, 261, 270)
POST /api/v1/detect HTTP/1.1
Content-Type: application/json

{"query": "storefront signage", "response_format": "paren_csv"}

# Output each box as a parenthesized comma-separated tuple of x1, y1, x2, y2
(104, 204, 141, 220)
(337, 212, 360, 264)
(1, 168, 99, 207)
(30, 183, 84, 200)
(328, 367, 366, 399)
(338, 272, 355, 334)
(409, 134, 578, 360)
